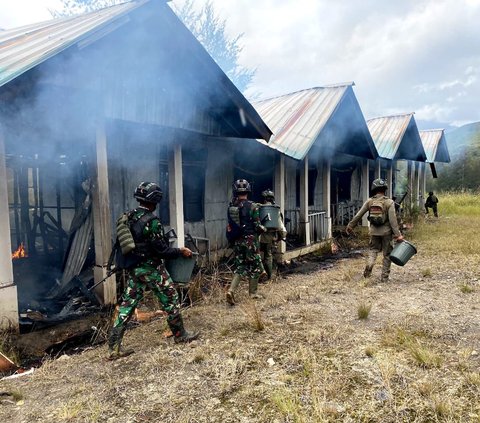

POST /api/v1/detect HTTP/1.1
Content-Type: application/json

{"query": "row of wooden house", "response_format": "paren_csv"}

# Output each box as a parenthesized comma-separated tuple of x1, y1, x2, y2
(0, 0, 450, 329)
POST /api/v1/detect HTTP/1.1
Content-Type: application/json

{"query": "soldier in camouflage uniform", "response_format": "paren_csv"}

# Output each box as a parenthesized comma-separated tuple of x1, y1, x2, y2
(259, 189, 287, 281)
(107, 182, 199, 360)
(226, 179, 267, 305)
(346, 178, 404, 283)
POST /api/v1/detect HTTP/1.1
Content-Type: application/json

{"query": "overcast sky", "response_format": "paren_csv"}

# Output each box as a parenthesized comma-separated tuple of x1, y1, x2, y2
(1, 0, 479, 128)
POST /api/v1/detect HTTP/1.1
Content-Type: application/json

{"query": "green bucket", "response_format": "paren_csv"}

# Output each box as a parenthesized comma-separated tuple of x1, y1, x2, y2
(390, 240, 417, 266)
(165, 252, 198, 284)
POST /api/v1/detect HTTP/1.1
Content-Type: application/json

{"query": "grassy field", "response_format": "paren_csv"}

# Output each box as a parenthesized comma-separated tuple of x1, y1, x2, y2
(0, 193, 479, 422)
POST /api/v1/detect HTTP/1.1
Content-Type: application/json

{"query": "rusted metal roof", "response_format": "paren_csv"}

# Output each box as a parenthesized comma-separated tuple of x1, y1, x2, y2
(0, 0, 272, 141)
(0, 1, 150, 88)
(367, 113, 427, 161)
(253, 84, 377, 160)
(419, 129, 451, 163)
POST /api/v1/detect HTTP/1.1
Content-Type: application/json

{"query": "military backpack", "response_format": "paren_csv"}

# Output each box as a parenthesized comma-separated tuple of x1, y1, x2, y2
(368, 197, 388, 226)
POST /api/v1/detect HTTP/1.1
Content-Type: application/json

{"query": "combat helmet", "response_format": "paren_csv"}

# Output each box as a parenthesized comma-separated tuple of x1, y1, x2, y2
(262, 189, 275, 202)
(134, 182, 163, 204)
(371, 178, 388, 192)
(233, 179, 251, 195)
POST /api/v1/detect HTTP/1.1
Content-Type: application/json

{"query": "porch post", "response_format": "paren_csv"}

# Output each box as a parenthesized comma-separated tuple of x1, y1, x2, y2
(322, 158, 332, 238)
(420, 162, 427, 206)
(407, 161, 414, 212)
(386, 161, 393, 198)
(374, 159, 382, 179)
(414, 162, 420, 207)
(299, 154, 311, 246)
(168, 144, 185, 248)
(361, 159, 370, 226)
(92, 119, 116, 304)
(0, 127, 19, 330)
(274, 154, 286, 254)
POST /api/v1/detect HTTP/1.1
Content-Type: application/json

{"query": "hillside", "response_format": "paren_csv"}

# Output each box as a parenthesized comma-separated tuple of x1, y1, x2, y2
(445, 121, 480, 159)
(1, 194, 479, 422)
(431, 121, 480, 191)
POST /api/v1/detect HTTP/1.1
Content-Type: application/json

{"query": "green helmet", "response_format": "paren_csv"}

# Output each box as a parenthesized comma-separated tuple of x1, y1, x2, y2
(261, 189, 275, 202)
(371, 178, 388, 192)
(134, 182, 163, 204)
(233, 179, 251, 195)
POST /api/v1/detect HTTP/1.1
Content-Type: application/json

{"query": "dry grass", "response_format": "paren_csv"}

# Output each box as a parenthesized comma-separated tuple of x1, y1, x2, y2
(0, 193, 479, 422)
(357, 302, 372, 319)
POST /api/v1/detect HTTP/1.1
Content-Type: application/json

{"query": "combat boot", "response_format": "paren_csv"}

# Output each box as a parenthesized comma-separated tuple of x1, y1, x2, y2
(363, 265, 373, 278)
(168, 315, 199, 343)
(226, 273, 241, 305)
(249, 277, 264, 299)
(107, 327, 134, 360)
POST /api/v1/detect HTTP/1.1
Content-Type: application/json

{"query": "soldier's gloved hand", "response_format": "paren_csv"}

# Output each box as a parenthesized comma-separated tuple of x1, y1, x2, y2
(257, 225, 267, 234)
(346, 226, 353, 235)
(180, 247, 193, 257)
(394, 235, 404, 243)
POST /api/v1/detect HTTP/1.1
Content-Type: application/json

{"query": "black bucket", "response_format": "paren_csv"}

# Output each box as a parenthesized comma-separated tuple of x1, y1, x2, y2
(165, 252, 198, 284)
(259, 204, 281, 230)
(390, 240, 417, 266)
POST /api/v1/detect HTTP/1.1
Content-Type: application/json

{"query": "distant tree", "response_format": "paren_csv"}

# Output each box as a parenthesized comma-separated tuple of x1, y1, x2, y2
(52, 0, 255, 93)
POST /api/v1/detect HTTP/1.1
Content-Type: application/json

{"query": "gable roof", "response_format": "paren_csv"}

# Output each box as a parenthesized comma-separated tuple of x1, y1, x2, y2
(0, 0, 272, 141)
(367, 113, 427, 161)
(253, 84, 377, 160)
(419, 129, 451, 163)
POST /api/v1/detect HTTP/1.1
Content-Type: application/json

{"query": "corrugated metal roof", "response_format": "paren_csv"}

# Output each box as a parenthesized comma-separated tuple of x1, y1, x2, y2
(0, 1, 148, 88)
(367, 113, 427, 161)
(0, 0, 272, 142)
(419, 129, 451, 163)
(253, 84, 375, 160)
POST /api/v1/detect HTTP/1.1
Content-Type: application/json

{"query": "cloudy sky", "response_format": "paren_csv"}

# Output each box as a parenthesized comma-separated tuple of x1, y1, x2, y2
(1, 0, 479, 128)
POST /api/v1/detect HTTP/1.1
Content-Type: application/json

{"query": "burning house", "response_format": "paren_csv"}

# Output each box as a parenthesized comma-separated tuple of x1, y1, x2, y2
(0, 0, 272, 330)
(367, 113, 428, 210)
(250, 84, 378, 257)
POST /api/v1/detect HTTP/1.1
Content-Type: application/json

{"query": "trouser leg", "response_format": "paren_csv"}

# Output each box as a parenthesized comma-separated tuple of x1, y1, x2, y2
(364, 236, 381, 278)
(381, 236, 393, 282)
(227, 273, 242, 305)
(261, 242, 274, 279)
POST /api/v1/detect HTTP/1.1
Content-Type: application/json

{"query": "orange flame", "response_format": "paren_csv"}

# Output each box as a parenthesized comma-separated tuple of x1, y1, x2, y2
(12, 243, 27, 259)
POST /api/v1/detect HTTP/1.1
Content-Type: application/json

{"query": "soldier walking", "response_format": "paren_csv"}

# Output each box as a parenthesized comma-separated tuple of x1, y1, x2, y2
(226, 179, 267, 305)
(107, 182, 199, 360)
(346, 178, 404, 283)
(259, 189, 287, 281)
(425, 191, 439, 217)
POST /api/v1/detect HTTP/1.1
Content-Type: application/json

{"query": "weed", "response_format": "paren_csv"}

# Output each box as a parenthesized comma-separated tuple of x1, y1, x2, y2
(464, 372, 480, 387)
(240, 301, 265, 331)
(432, 397, 451, 418)
(357, 302, 372, 320)
(421, 268, 432, 277)
(408, 341, 443, 368)
(271, 390, 304, 422)
(191, 353, 206, 364)
(415, 380, 435, 397)
(365, 346, 375, 357)
(459, 283, 475, 294)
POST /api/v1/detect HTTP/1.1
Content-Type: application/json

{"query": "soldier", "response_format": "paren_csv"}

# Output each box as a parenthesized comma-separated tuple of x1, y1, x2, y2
(226, 179, 267, 305)
(346, 178, 404, 283)
(259, 189, 287, 281)
(425, 191, 439, 217)
(107, 182, 199, 360)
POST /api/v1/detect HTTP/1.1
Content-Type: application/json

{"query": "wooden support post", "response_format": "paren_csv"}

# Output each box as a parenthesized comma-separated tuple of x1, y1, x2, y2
(0, 127, 19, 330)
(322, 158, 332, 238)
(375, 159, 382, 179)
(274, 154, 286, 254)
(361, 159, 369, 226)
(407, 161, 414, 213)
(420, 162, 427, 205)
(299, 155, 310, 246)
(168, 144, 185, 248)
(414, 162, 420, 207)
(386, 161, 393, 198)
(92, 120, 116, 305)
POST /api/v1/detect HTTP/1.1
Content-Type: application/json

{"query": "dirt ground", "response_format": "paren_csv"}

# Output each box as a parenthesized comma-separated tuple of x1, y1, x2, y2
(1, 224, 479, 422)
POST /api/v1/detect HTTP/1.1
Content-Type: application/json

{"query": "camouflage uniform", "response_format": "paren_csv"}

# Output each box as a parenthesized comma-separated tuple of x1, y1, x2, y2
(259, 201, 287, 280)
(347, 193, 401, 283)
(227, 198, 266, 304)
(108, 205, 197, 359)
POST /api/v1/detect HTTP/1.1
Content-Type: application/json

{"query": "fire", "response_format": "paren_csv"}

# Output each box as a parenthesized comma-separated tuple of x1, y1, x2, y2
(12, 243, 27, 259)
